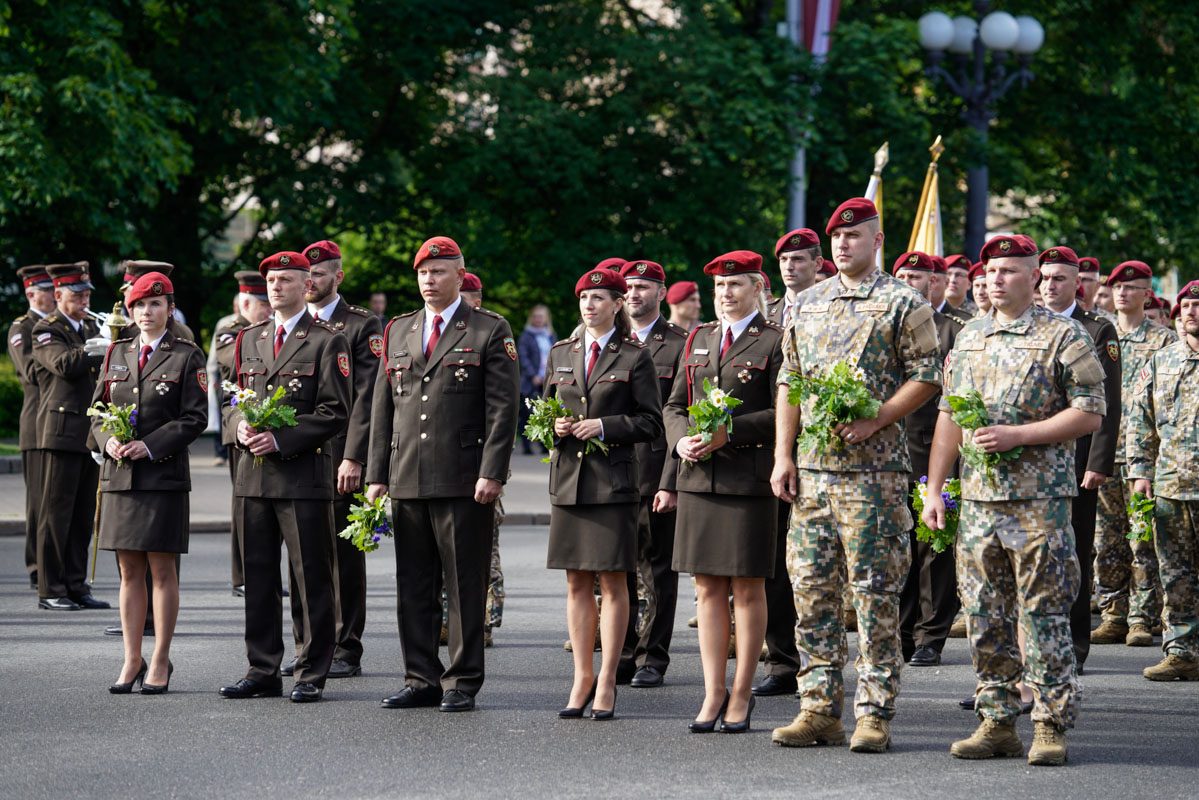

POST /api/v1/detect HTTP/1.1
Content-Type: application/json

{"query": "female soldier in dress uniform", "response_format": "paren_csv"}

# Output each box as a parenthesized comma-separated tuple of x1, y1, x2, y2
(94, 273, 208, 694)
(663, 250, 783, 733)
(545, 266, 663, 720)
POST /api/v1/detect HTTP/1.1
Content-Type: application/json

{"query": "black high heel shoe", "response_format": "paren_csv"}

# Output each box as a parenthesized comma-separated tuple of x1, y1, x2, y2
(720, 695, 755, 733)
(558, 679, 598, 718)
(591, 686, 617, 720)
(109, 659, 148, 694)
(141, 661, 174, 695)
(689, 691, 730, 733)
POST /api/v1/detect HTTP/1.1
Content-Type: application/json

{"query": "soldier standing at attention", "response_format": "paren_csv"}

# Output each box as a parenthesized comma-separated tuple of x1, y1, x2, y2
(30, 262, 110, 611)
(118, 261, 197, 344)
(218, 251, 351, 704)
(1129, 281, 1199, 681)
(1091, 261, 1175, 647)
(9, 265, 55, 591)
(1078, 257, 1116, 324)
(770, 199, 941, 753)
(1037, 246, 1122, 670)
(934, 256, 974, 325)
(923, 234, 1106, 766)
(970, 262, 991, 317)
(365, 236, 519, 713)
(943, 255, 978, 317)
(666, 281, 702, 332)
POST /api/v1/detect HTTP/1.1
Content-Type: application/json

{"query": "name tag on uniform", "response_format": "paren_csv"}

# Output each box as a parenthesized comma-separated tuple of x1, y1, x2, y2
(556, 366, 573, 372)
(857, 302, 889, 312)
(1131, 343, 1156, 350)
(1013, 339, 1049, 350)
(1159, 367, 1182, 376)
(801, 303, 830, 314)
(112, 364, 128, 372)
(694, 348, 709, 355)
(395, 351, 408, 357)
(244, 355, 262, 361)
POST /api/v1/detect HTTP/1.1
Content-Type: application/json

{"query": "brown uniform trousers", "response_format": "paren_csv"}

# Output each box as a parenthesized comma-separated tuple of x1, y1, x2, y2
(8, 311, 45, 582)
(366, 301, 519, 697)
(226, 312, 350, 688)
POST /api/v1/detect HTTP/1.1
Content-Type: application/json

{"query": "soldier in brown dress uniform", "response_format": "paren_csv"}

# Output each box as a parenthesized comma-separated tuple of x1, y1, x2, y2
(93, 273, 208, 693)
(117, 261, 197, 344)
(218, 251, 351, 704)
(30, 262, 109, 611)
(939, 256, 977, 325)
(8, 265, 55, 590)
(665, 250, 783, 733)
(365, 236, 519, 713)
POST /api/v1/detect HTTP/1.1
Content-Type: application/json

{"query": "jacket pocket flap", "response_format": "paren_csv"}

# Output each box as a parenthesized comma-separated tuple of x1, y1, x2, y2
(597, 369, 630, 383)
(151, 368, 183, 383)
(447, 352, 482, 367)
(239, 365, 266, 376)
(460, 428, 484, 447)
(684, 353, 710, 367)
(391, 355, 414, 370)
(655, 365, 675, 379)
(280, 361, 316, 378)
(730, 359, 765, 371)
(104, 368, 130, 381)
(550, 372, 576, 385)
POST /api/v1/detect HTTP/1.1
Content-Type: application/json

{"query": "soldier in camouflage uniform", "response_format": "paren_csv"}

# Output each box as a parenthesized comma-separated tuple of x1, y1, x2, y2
(1128, 281, 1199, 681)
(922, 234, 1107, 767)
(944, 255, 979, 318)
(1092, 262, 1175, 646)
(770, 199, 942, 753)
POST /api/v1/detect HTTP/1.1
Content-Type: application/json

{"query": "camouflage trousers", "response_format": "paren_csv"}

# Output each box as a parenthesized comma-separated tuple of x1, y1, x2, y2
(958, 497, 1080, 729)
(442, 499, 505, 631)
(1153, 497, 1199, 659)
(788, 470, 911, 721)
(634, 518, 655, 637)
(1094, 472, 1162, 626)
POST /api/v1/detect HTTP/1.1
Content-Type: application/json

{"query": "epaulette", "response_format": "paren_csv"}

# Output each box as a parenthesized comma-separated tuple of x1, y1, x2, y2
(311, 318, 336, 332)
(44, 314, 59, 324)
(551, 336, 577, 349)
(345, 304, 371, 317)
(172, 337, 199, 348)
(13, 313, 28, 324)
(696, 321, 719, 330)
(470, 305, 503, 319)
(762, 320, 784, 333)
(623, 336, 645, 348)
(395, 308, 421, 320)
(243, 318, 270, 333)
(664, 322, 688, 338)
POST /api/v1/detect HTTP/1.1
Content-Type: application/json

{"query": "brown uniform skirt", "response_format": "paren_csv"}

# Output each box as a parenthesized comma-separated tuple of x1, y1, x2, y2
(99, 491, 190, 554)
(673, 491, 777, 578)
(547, 502, 638, 572)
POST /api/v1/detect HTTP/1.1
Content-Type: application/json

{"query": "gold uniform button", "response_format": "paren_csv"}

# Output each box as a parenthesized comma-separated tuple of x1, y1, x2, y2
(316, 448, 322, 455)
(477, 438, 483, 444)
(267, 385, 273, 391)
(58, 406, 64, 412)
(576, 451, 583, 458)
(420, 414, 427, 421)
(132, 388, 138, 394)
(580, 397, 587, 403)
(420, 433, 428, 440)
(423, 376, 430, 383)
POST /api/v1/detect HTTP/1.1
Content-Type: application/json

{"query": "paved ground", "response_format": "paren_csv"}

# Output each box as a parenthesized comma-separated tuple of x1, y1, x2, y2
(2, 447, 1198, 797)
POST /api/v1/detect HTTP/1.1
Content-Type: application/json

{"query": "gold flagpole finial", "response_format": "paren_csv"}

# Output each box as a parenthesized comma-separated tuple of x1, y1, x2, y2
(873, 142, 889, 175)
(928, 135, 944, 165)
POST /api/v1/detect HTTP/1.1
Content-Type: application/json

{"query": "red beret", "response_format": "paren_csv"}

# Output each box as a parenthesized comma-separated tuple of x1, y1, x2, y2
(1177, 280, 1199, 306)
(303, 240, 341, 265)
(17, 265, 52, 289)
(980, 234, 1038, 263)
(1144, 290, 1162, 311)
(826, 198, 879, 235)
(1078, 256, 1100, 273)
(817, 258, 836, 276)
(594, 257, 628, 272)
(413, 236, 461, 269)
(775, 228, 820, 257)
(259, 251, 310, 278)
(929, 255, 948, 274)
(620, 260, 666, 283)
(460, 272, 482, 292)
(1106, 261, 1153, 286)
(126, 272, 174, 306)
(575, 268, 627, 296)
(1170, 302, 1182, 319)
(945, 254, 972, 272)
(893, 251, 936, 274)
(703, 250, 763, 276)
(666, 281, 699, 304)
(968, 262, 986, 281)
(1039, 246, 1080, 267)
(761, 272, 772, 290)
(1076, 283, 1085, 299)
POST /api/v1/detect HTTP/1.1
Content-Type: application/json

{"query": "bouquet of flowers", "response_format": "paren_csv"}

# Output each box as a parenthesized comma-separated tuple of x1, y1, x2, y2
(337, 492, 393, 553)
(945, 389, 1023, 486)
(86, 402, 138, 466)
(786, 358, 880, 455)
(523, 396, 608, 464)
(685, 378, 743, 463)
(1126, 492, 1155, 543)
(222, 380, 299, 465)
(910, 476, 962, 553)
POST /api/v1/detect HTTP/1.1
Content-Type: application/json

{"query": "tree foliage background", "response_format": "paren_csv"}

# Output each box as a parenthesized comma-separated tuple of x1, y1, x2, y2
(1, 0, 1195, 340)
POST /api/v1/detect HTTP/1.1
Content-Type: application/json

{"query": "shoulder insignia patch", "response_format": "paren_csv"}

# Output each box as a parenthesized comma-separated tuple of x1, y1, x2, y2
(337, 352, 350, 377)
(368, 333, 384, 358)
(196, 368, 208, 392)
(9, 333, 21, 347)
(504, 336, 517, 360)
(1106, 341, 1120, 362)
(35, 332, 52, 345)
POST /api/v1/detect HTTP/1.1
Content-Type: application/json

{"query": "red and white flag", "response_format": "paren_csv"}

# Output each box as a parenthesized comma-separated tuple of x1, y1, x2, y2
(802, 0, 841, 60)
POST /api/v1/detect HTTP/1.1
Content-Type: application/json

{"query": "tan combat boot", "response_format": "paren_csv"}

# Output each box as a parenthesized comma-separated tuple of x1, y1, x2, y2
(948, 617, 968, 638)
(483, 629, 493, 648)
(1027, 721, 1067, 766)
(1090, 619, 1129, 644)
(1143, 653, 1199, 681)
(849, 714, 891, 753)
(687, 615, 699, 628)
(772, 710, 847, 747)
(950, 718, 1024, 759)
(1126, 623, 1154, 646)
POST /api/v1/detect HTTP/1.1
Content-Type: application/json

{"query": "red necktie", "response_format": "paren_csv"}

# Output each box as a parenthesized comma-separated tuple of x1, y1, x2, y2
(586, 341, 600, 377)
(425, 314, 443, 359)
(720, 327, 734, 359)
(274, 325, 285, 358)
(138, 345, 152, 371)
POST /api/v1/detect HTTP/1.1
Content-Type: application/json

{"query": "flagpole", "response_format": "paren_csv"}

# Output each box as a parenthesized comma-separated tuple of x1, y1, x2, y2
(864, 142, 888, 270)
(908, 135, 945, 252)
(785, 0, 805, 229)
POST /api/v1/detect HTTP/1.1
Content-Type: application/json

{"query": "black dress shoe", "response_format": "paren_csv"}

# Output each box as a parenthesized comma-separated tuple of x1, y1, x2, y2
(752, 673, 798, 696)
(290, 682, 322, 703)
(39, 596, 80, 611)
(219, 677, 283, 699)
(958, 696, 976, 710)
(908, 645, 941, 667)
(232, 585, 245, 598)
(720, 695, 756, 733)
(631, 665, 664, 688)
(615, 660, 637, 685)
(104, 623, 155, 637)
(280, 658, 296, 677)
(328, 658, 362, 678)
(381, 685, 441, 709)
(689, 691, 730, 733)
(439, 689, 475, 712)
(70, 593, 111, 610)
(29, 573, 38, 590)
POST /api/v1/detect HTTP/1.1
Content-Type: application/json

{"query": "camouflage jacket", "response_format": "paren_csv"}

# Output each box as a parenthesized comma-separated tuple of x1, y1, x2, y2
(1126, 339, 1199, 500)
(778, 268, 942, 473)
(940, 303, 1107, 501)
(1113, 317, 1176, 465)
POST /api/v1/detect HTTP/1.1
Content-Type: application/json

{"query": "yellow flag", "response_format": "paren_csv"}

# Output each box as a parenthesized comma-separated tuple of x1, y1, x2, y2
(908, 136, 945, 256)
(865, 143, 888, 269)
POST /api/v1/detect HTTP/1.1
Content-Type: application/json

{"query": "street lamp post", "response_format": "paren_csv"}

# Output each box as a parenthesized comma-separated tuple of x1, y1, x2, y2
(917, 3, 1043, 260)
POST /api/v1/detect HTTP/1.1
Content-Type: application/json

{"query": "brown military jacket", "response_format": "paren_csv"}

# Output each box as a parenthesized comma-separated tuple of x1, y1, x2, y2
(663, 314, 783, 497)
(91, 330, 208, 491)
(316, 298, 383, 466)
(907, 310, 963, 481)
(30, 312, 102, 452)
(941, 302, 974, 327)
(765, 294, 801, 328)
(633, 315, 687, 495)
(544, 332, 664, 505)
(365, 300, 520, 499)
(1070, 304, 1121, 477)
(8, 311, 45, 451)
(225, 312, 351, 500)
(214, 315, 251, 446)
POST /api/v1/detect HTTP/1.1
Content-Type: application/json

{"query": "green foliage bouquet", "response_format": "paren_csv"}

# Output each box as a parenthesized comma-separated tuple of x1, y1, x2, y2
(911, 476, 962, 553)
(338, 492, 392, 553)
(1126, 492, 1155, 542)
(786, 359, 880, 455)
(523, 396, 608, 464)
(222, 380, 299, 465)
(87, 402, 137, 466)
(685, 378, 743, 463)
(945, 389, 1023, 486)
